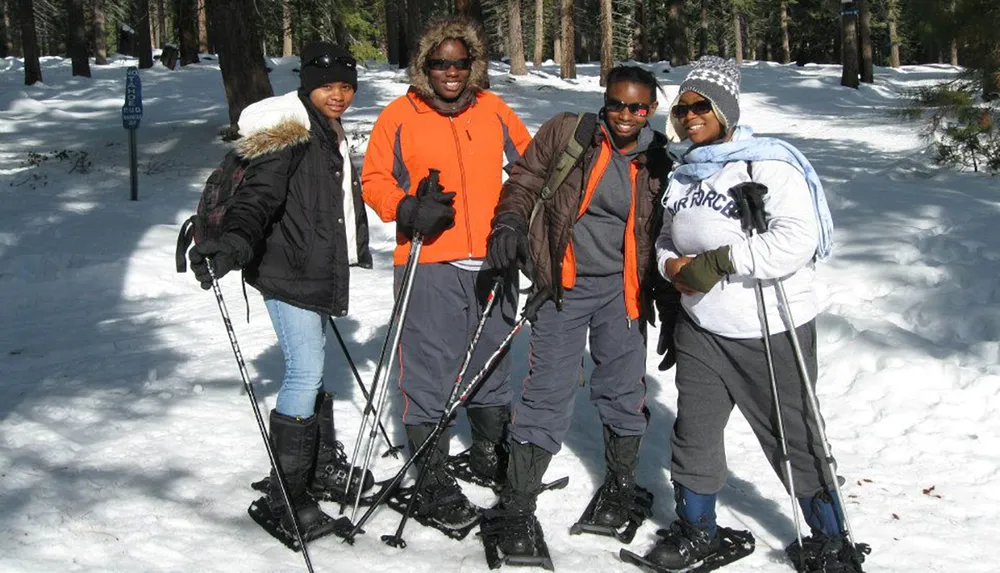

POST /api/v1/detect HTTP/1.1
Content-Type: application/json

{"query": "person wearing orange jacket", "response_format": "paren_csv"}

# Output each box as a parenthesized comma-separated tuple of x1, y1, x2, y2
(481, 66, 674, 566)
(362, 16, 531, 533)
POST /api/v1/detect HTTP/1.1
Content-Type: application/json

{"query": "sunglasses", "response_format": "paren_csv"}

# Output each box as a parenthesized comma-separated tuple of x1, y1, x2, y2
(671, 100, 714, 118)
(304, 54, 356, 70)
(427, 58, 474, 71)
(604, 98, 651, 118)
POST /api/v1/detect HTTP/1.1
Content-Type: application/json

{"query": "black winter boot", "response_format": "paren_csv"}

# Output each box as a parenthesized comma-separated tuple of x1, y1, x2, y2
(591, 427, 642, 528)
(467, 406, 510, 484)
(266, 410, 342, 542)
(643, 485, 720, 569)
(485, 441, 553, 567)
(405, 424, 479, 529)
(311, 392, 375, 502)
(786, 491, 869, 572)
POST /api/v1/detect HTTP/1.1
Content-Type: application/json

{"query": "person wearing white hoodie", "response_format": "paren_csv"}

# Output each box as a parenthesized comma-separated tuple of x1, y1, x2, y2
(635, 56, 868, 573)
(186, 42, 373, 545)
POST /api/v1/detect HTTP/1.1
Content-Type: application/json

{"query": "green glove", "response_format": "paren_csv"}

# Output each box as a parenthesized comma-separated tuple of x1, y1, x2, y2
(676, 245, 735, 293)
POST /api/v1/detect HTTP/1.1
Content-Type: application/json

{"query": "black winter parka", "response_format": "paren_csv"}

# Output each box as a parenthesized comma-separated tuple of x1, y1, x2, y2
(222, 90, 372, 316)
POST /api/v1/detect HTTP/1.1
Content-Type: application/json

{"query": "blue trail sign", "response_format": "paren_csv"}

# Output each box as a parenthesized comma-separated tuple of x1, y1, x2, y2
(122, 67, 143, 200)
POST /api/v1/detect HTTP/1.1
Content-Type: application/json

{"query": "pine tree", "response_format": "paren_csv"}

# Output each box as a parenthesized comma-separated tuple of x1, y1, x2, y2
(67, 0, 91, 77)
(19, 0, 41, 84)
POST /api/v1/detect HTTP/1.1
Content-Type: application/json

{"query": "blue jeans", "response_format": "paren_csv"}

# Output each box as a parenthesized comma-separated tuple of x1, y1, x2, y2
(264, 296, 327, 418)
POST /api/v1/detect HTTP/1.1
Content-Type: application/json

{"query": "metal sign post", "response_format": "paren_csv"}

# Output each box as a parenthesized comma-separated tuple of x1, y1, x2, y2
(121, 67, 144, 201)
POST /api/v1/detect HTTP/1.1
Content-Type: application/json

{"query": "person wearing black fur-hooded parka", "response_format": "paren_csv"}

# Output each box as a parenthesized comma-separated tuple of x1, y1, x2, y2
(186, 42, 374, 546)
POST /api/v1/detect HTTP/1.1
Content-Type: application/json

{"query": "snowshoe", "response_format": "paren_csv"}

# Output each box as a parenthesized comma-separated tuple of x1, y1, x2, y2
(569, 483, 653, 544)
(247, 495, 353, 551)
(480, 511, 554, 571)
(785, 533, 871, 572)
(447, 448, 571, 494)
(250, 475, 392, 507)
(619, 526, 755, 572)
(385, 484, 482, 541)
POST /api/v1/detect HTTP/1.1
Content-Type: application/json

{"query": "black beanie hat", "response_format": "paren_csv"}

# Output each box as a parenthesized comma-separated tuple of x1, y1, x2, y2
(300, 41, 358, 93)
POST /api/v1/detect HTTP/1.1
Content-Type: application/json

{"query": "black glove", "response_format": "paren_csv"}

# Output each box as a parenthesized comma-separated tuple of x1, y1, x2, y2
(395, 185, 457, 239)
(654, 284, 681, 371)
(675, 245, 735, 294)
(486, 214, 529, 273)
(188, 234, 253, 290)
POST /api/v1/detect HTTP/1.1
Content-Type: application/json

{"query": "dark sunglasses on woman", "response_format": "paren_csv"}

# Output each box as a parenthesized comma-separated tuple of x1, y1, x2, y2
(671, 100, 714, 118)
(427, 58, 474, 71)
(305, 54, 356, 69)
(604, 98, 651, 118)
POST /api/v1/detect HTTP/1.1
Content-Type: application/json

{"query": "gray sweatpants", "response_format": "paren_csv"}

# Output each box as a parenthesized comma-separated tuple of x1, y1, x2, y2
(509, 275, 648, 455)
(671, 313, 833, 497)
(393, 263, 517, 425)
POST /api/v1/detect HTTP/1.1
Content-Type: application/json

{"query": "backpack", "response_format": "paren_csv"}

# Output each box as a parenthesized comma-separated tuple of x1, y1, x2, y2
(175, 145, 306, 274)
(528, 112, 599, 229)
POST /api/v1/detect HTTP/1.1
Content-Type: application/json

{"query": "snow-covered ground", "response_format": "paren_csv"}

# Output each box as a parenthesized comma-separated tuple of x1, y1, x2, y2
(1, 54, 998, 573)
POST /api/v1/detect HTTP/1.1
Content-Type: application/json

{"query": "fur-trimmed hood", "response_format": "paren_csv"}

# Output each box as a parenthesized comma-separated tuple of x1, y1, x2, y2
(236, 91, 311, 159)
(408, 17, 488, 103)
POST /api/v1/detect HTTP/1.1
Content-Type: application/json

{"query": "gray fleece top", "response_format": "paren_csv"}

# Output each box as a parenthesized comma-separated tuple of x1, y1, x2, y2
(574, 124, 655, 277)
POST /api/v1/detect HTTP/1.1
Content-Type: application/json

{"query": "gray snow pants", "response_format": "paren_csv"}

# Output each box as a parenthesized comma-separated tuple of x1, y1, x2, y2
(509, 275, 648, 455)
(671, 312, 834, 497)
(393, 263, 517, 425)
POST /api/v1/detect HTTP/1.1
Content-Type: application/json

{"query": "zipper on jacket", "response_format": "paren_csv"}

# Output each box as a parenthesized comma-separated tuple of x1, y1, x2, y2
(449, 116, 474, 258)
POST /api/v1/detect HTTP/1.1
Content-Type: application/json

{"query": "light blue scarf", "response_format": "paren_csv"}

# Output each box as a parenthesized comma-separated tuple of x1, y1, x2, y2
(671, 126, 834, 261)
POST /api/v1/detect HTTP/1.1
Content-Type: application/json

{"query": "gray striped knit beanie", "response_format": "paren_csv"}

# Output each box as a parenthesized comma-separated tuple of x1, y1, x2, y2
(667, 56, 741, 142)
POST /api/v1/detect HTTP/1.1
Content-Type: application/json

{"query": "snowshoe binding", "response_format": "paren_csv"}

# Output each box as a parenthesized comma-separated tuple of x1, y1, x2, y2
(385, 482, 482, 541)
(250, 474, 390, 507)
(785, 533, 870, 573)
(619, 523, 755, 573)
(446, 448, 571, 494)
(480, 510, 554, 571)
(247, 495, 353, 551)
(569, 481, 653, 544)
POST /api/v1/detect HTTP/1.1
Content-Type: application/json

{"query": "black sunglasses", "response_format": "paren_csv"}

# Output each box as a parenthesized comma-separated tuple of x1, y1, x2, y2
(427, 58, 474, 71)
(604, 98, 651, 118)
(671, 100, 714, 118)
(304, 54, 356, 70)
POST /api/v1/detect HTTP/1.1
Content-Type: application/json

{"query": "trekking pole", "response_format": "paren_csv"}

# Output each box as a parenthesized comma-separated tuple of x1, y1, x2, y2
(736, 186, 860, 551)
(729, 184, 805, 563)
(327, 316, 403, 458)
(206, 264, 314, 573)
(344, 289, 551, 544)
(340, 239, 420, 514)
(382, 276, 504, 549)
(346, 168, 445, 521)
(348, 234, 422, 521)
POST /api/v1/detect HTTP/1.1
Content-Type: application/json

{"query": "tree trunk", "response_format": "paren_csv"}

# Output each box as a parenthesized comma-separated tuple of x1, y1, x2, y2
(281, 0, 291, 56)
(636, 0, 648, 61)
(841, 2, 859, 88)
(698, 0, 708, 57)
(205, 0, 273, 132)
(733, 5, 742, 66)
(136, 0, 154, 68)
(19, 0, 41, 84)
(949, 0, 958, 66)
(67, 0, 91, 77)
(887, 0, 900, 68)
(149, 0, 159, 48)
(179, 0, 199, 64)
(950, 39, 958, 66)
(385, 0, 399, 65)
(198, 0, 208, 53)
(405, 0, 420, 68)
(533, 0, 543, 66)
(779, 0, 790, 63)
(506, 0, 527, 74)
(93, 0, 107, 64)
(157, 0, 167, 46)
(559, 0, 574, 78)
(2, 0, 19, 57)
(859, 0, 873, 82)
(667, 0, 688, 66)
(599, 0, 611, 85)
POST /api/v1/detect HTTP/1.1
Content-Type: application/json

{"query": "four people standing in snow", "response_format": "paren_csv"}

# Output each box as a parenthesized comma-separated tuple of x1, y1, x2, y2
(186, 26, 864, 570)
(362, 16, 532, 533)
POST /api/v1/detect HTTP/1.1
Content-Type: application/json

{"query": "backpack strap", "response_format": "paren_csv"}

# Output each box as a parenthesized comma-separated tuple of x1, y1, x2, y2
(175, 215, 196, 273)
(528, 112, 599, 229)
